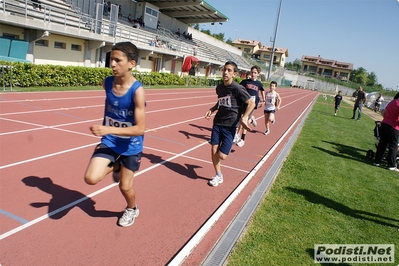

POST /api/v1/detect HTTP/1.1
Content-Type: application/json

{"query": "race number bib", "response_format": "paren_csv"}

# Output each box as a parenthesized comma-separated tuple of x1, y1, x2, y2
(266, 97, 273, 104)
(218, 96, 232, 108)
(105, 116, 132, 139)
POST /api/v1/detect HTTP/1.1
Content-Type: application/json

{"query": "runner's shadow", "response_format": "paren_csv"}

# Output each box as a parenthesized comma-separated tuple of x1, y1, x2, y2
(189, 123, 212, 132)
(286, 187, 399, 228)
(142, 153, 208, 181)
(178, 130, 210, 141)
(312, 140, 367, 162)
(22, 176, 121, 220)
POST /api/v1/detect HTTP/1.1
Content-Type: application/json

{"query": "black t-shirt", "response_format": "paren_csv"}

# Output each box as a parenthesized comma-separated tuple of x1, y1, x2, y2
(335, 95, 342, 105)
(356, 91, 366, 103)
(240, 79, 264, 109)
(213, 81, 251, 127)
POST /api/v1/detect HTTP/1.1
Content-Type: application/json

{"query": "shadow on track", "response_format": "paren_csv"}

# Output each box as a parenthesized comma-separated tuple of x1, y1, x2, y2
(142, 153, 209, 181)
(22, 176, 121, 220)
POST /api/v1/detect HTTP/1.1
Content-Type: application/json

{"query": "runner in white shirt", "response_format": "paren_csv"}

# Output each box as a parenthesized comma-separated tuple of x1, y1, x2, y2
(263, 81, 282, 135)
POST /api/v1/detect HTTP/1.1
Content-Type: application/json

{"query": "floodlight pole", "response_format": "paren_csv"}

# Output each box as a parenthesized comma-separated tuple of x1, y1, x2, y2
(267, 0, 283, 81)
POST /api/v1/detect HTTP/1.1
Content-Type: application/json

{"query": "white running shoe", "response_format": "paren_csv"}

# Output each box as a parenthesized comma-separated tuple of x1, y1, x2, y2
(388, 167, 399, 172)
(208, 175, 223, 187)
(233, 133, 240, 144)
(272, 119, 275, 124)
(236, 139, 245, 147)
(264, 129, 270, 135)
(118, 206, 139, 227)
(251, 116, 257, 127)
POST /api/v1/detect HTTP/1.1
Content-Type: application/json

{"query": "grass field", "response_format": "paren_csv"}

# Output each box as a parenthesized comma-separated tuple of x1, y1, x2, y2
(227, 96, 399, 265)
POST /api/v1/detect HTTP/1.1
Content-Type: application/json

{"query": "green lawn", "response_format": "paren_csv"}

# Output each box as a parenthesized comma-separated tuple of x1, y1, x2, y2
(227, 96, 399, 265)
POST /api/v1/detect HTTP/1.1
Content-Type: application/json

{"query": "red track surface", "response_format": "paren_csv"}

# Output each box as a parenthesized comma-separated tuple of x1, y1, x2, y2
(0, 88, 318, 265)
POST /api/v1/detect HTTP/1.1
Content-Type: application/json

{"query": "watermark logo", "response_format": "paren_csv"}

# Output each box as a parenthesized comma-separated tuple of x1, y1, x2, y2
(314, 244, 395, 264)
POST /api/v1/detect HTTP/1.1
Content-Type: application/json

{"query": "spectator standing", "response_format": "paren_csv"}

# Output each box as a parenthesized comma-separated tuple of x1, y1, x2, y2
(374, 93, 384, 112)
(373, 93, 399, 172)
(351, 86, 366, 121)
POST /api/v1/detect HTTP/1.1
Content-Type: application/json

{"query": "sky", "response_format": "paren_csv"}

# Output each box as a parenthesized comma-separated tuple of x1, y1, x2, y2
(199, 0, 399, 90)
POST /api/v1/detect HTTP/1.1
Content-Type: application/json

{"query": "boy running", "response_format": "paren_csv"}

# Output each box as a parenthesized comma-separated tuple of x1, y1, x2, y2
(235, 65, 265, 147)
(205, 61, 255, 187)
(264, 81, 281, 135)
(84, 42, 146, 227)
(334, 90, 343, 116)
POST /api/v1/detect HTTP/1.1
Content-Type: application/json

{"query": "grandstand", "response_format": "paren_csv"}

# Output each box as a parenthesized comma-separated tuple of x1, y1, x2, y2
(0, 0, 258, 77)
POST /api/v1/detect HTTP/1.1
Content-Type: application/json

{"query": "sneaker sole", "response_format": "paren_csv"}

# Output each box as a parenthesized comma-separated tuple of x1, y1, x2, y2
(208, 180, 223, 187)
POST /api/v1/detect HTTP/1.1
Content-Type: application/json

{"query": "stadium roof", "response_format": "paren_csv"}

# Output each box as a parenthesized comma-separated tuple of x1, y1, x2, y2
(135, 0, 229, 24)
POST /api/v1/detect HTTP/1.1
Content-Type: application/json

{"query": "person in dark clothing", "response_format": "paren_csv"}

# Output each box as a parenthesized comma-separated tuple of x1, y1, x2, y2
(352, 86, 366, 121)
(373, 93, 399, 171)
(334, 90, 343, 116)
(204, 61, 255, 187)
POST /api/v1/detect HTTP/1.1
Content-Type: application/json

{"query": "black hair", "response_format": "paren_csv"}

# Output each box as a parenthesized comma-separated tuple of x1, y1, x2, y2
(112, 42, 138, 62)
(224, 61, 238, 72)
(394, 92, 399, 100)
(250, 65, 261, 73)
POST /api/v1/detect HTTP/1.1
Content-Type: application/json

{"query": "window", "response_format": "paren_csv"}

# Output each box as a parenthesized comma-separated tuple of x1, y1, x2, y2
(263, 54, 270, 59)
(35, 40, 49, 47)
(2, 33, 18, 39)
(145, 6, 158, 18)
(243, 48, 251, 53)
(71, 44, 81, 51)
(54, 41, 66, 49)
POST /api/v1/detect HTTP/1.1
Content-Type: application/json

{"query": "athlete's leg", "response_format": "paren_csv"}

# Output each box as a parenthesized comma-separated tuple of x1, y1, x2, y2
(85, 157, 113, 185)
(119, 167, 136, 208)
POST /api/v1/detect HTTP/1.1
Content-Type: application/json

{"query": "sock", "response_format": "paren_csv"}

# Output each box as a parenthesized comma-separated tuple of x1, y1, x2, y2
(216, 172, 222, 177)
(241, 133, 246, 141)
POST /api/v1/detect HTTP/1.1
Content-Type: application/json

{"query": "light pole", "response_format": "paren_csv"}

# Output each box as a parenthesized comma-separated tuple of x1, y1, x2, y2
(267, 0, 283, 81)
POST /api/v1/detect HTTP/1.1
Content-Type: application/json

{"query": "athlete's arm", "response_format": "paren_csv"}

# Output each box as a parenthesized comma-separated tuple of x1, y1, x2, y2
(241, 98, 255, 131)
(205, 102, 218, 120)
(276, 93, 282, 110)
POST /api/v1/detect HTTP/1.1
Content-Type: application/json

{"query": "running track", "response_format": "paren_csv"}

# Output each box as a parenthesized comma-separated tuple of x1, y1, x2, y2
(0, 87, 318, 265)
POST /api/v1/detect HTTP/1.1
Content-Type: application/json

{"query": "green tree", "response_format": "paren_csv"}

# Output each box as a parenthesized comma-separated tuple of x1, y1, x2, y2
(212, 32, 225, 42)
(226, 38, 233, 45)
(352, 67, 368, 84)
(366, 71, 377, 86)
(200, 29, 211, 35)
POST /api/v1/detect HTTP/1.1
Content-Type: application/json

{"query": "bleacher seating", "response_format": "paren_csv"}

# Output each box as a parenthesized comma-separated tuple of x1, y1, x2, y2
(1, 0, 253, 71)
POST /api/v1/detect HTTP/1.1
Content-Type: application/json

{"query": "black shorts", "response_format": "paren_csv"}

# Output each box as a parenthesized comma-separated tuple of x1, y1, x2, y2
(92, 143, 142, 172)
